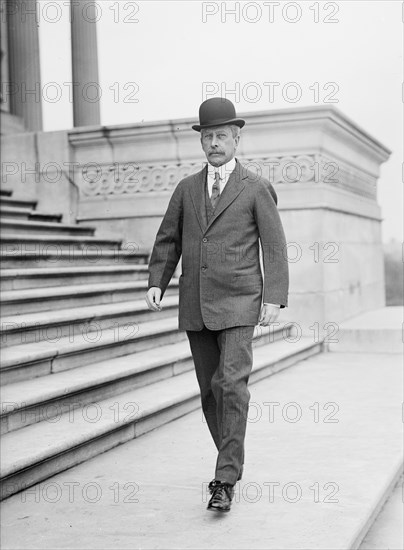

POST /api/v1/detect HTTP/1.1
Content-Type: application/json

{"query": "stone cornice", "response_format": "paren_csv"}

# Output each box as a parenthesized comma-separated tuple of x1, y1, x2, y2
(238, 106, 391, 159)
(68, 106, 391, 162)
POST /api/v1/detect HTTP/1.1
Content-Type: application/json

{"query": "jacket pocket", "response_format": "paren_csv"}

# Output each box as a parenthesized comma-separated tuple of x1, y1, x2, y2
(232, 274, 263, 287)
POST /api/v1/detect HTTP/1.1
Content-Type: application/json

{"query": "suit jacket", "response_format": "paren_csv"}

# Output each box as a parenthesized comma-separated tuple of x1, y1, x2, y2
(147, 158, 289, 331)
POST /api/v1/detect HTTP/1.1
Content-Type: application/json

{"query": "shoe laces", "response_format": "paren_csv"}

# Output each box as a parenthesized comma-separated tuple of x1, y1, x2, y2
(209, 480, 232, 500)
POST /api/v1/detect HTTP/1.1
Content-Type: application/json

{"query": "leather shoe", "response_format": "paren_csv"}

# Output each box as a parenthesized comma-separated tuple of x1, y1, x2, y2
(207, 480, 234, 512)
(208, 464, 243, 488)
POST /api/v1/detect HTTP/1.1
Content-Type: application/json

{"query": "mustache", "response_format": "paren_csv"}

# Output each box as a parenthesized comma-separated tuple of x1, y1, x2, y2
(208, 150, 224, 155)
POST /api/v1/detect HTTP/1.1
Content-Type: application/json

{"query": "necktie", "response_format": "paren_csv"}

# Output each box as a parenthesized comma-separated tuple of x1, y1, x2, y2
(211, 171, 221, 209)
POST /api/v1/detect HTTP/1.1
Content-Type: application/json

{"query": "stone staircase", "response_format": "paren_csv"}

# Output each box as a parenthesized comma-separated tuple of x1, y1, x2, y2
(1, 311, 401, 550)
(0, 187, 323, 501)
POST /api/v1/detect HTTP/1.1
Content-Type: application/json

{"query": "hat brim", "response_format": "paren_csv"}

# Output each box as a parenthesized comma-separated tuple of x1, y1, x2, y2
(192, 118, 245, 132)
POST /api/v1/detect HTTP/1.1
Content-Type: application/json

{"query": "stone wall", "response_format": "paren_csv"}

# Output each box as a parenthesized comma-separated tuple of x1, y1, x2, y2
(1, 130, 79, 223)
(1, 106, 390, 332)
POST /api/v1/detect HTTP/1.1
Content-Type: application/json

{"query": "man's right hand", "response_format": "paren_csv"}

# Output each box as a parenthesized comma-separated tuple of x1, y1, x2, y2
(145, 287, 162, 311)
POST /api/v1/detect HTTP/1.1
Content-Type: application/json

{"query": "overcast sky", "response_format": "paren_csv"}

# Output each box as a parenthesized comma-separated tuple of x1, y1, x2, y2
(38, 0, 402, 243)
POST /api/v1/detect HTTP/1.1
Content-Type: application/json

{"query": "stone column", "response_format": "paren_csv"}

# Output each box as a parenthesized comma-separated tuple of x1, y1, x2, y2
(6, 0, 42, 131)
(1, 2, 10, 111)
(71, 0, 101, 127)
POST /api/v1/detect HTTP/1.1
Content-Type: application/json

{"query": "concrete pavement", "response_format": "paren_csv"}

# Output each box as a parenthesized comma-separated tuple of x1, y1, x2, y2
(1, 350, 402, 549)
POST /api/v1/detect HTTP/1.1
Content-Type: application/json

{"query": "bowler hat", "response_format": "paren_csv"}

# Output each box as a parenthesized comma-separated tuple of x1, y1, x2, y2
(192, 97, 245, 132)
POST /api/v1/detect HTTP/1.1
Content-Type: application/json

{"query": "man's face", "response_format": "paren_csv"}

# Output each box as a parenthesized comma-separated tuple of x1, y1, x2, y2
(200, 125, 240, 167)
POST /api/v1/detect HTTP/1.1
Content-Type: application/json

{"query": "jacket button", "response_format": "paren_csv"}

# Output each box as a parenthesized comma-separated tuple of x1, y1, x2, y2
(201, 265, 207, 271)
(202, 237, 208, 243)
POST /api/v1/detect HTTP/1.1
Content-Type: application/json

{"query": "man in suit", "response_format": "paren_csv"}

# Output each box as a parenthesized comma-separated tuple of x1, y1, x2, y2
(146, 97, 289, 512)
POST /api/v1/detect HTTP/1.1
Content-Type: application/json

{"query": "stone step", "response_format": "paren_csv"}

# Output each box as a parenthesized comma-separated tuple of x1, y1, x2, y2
(0, 323, 298, 433)
(0, 205, 62, 222)
(0, 206, 30, 220)
(0, 218, 96, 236)
(0, 350, 401, 547)
(1, 340, 194, 434)
(1, 280, 178, 315)
(0, 316, 187, 384)
(25, 211, 64, 223)
(0, 248, 149, 269)
(329, 306, 403, 354)
(0, 319, 290, 386)
(0, 233, 124, 253)
(1, 295, 180, 348)
(0, 201, 62, 222)
(0, 196, 38, 209)
(0, 265, 149, 291)
(358, 476, 404, 549)
(0, 337, 321, 500)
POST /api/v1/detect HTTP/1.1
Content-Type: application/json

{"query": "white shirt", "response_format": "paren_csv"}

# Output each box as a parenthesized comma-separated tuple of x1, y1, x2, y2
(207, 157, 236, 197)
(206, 157, 280, 309)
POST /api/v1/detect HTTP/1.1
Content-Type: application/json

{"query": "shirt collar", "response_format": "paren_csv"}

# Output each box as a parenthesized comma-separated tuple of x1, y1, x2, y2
(207, 157, 236, 180)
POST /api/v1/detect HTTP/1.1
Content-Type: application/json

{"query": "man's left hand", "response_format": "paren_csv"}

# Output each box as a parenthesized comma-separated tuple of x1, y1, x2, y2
(258, 304, 280, 326)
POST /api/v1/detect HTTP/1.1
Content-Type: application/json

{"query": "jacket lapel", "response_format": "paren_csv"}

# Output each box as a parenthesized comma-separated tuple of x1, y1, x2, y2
(189, 159, 248, 234)
(206, 159, 247, 231)
(189, 165, 208, 233)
